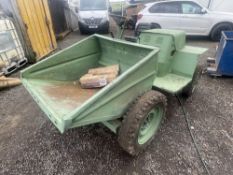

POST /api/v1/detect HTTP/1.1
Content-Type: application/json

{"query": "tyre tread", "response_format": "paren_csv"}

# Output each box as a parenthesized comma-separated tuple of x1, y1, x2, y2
(118, 90, 167, 156)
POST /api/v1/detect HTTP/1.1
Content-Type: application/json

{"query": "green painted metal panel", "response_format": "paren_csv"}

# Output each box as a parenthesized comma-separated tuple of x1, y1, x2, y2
(138, 29, 207, 94)
(21, 34, 159, 133)
(153, 74, 191, 94)
(140, 29, 186, 50)
(102, 120, 121, 133)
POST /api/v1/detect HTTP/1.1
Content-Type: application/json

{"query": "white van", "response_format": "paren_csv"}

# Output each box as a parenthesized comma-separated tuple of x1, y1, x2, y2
(68, 0, 111, 34)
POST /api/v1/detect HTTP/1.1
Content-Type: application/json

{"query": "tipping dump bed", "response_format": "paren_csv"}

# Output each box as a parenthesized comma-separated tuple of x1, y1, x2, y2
(21, 35, 159, 133)
(27, 80, 100, 117)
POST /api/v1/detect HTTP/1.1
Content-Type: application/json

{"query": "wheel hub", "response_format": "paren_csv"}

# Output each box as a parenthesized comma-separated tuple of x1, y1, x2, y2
(138, 107, 163, 145)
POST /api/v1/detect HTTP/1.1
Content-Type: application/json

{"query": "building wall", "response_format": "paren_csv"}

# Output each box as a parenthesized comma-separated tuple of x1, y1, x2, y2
(209, 0, 233, 12)
(197, 0, 233, 12)
(48, 0, 68, 35)
(196, 0, 210, 7)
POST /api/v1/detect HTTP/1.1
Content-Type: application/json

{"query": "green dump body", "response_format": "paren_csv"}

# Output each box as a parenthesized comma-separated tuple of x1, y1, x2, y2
(138, 29, 207, 94)
(21, 35, 159, 133)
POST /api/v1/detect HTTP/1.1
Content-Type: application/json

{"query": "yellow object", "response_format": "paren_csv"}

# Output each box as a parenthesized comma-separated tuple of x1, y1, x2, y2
(17, 0, 57, 60)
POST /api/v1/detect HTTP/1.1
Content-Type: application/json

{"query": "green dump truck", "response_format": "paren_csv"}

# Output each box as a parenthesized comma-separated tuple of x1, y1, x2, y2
(21, 30, 206, 155)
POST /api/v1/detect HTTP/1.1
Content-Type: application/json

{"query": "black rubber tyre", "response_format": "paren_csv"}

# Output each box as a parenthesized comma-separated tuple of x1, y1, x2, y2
(211, 23, 233, 41)
(182, 69, 198, 97)
(101, 26, 110, 34)
(79, 26, 86, 35)
(150, 23, 161, 29)
(135, 23, 151, 36)
(118, 90, 167, 156)
(135, 23, 161, 36)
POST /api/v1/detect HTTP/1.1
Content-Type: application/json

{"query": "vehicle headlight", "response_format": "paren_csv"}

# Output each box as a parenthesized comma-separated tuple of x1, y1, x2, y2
(101, 17, 108, 24)
(78, 17, 85, 24)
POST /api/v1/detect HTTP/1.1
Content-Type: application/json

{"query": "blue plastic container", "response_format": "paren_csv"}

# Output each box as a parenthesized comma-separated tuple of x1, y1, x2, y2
(209, 31, 233, 76)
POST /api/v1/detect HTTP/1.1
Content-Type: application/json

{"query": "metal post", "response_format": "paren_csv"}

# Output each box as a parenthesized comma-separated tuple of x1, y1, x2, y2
(121, 1, 123, 17)
(207, 0, 212, 8)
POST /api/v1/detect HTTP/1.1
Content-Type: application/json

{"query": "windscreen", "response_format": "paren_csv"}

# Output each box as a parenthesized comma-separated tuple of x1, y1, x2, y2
(80, 0, 107, 11)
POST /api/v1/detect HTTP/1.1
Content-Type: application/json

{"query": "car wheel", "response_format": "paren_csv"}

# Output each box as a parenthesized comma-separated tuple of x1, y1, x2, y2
(150, 23, 161, 29)
(135, 23, 151, 36)
(118, 90, 167, 156)
(103, 26, 110, 34)
(211, 23, 233, 41)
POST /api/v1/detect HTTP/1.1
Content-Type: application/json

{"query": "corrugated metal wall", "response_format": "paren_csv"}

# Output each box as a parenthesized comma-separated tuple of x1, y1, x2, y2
(48, 0, 68, 35)
(17, 0, 57, 59)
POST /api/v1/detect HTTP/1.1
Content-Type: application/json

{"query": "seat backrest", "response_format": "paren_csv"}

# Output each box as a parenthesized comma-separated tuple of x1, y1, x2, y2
(171, 46, 207, 77)
(172, 50, 198, 78)
(138, 32, 176, 76)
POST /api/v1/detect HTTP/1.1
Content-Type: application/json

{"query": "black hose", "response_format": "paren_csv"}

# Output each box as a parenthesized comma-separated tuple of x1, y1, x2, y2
(110, 32, 115, 39)
(176, 95, 211, 175)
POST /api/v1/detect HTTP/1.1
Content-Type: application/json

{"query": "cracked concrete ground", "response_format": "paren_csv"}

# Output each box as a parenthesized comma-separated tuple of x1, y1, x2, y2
(0, 23, 232, 175)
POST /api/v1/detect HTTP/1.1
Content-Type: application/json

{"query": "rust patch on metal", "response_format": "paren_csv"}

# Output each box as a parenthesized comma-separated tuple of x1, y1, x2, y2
(42, 81, 100, 115)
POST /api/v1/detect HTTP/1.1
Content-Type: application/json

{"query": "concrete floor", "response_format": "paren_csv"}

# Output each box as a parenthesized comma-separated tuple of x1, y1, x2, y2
(0, 27, 233, 175)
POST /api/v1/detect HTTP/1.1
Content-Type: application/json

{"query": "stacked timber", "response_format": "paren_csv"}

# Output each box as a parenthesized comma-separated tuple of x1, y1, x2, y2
(0, 76, 21, 89)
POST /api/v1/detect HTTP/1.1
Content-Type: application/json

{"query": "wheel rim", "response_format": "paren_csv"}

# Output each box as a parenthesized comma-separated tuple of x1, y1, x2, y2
(138, 106, 163, 145)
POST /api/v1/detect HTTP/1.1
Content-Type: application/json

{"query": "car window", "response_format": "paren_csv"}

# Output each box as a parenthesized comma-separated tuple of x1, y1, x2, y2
(149, 2, 181, 14)
(80, 0, 107, 11)
(181, 2, 202, 14)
